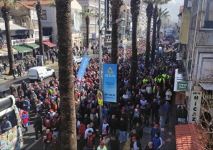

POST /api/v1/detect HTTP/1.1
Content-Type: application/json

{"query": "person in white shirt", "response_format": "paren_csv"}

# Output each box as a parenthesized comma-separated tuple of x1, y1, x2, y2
(84, 124, 94, 139)
(102, 119, 109, 135)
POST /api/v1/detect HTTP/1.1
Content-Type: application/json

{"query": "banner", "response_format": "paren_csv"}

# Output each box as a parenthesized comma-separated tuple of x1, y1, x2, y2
(77, 55, 90, 80)
(103, 64, 117, 103)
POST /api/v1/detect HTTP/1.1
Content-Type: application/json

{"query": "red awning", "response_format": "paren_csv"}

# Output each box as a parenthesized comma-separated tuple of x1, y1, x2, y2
(42, 40, 56, 48)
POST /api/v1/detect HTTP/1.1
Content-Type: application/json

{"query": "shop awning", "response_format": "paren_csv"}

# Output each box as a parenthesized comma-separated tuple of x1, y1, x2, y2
(176, 124, 208, 150)
(0, 47, 17, 56)
(199, 83, 213, 91)
(13, 45, 33, 53)
(24, 43, 39, 49)
(42, 40, 56, 48)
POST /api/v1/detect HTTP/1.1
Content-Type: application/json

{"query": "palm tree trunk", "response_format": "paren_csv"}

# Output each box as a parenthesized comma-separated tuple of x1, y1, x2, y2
(145, 3, 153, 70)
(2, 5, 14, 75)
(131, 15, 138, 89)
(86, 16, 89, 50)
(151, 5, 158, 63)
(55, 0, 77, 149)
(36, 0, 44, 56)
(111, 0, 121, 64)
(157, 18, 161, 44)
(145, 17, 151, 69)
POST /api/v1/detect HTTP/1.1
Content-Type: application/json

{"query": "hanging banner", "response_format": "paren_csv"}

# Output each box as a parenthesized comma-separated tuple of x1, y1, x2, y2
(188, 91, 202, 123)
(103, 64, 117, 103)
(77, 55, 90, 80)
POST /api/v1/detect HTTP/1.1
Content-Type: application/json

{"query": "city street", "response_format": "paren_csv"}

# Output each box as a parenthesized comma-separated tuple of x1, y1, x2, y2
(0, 0, 212, 150)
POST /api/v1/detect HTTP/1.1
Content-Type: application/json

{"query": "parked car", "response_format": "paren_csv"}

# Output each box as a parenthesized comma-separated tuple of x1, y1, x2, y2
(28, 66, 55, 81)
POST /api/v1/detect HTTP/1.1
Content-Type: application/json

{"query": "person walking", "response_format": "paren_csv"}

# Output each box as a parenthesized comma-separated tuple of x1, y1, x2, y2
(34, 114, 43, 140)
(152, 131, 163, 150)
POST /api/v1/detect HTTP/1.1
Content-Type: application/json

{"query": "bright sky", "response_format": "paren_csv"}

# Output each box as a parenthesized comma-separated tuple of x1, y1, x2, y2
(161, 0, 184, 23)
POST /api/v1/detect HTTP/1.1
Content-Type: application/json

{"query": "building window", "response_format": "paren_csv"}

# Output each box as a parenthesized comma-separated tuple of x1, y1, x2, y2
(204, 0, 213, 28)
(41, 10, 47, 20)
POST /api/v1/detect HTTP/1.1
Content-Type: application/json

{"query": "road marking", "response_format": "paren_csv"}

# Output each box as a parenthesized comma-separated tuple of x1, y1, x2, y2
(25, 137, 42, 150)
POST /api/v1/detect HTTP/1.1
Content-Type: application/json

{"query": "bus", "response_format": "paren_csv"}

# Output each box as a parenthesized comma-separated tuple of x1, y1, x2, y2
(0, 95, 23, 150)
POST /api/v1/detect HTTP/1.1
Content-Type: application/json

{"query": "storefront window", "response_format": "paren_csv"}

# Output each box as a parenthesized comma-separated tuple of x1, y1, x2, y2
(204, 0, 213, 28)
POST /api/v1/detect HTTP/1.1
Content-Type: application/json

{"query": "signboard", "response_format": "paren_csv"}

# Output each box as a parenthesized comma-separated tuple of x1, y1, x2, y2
(174, 69, 188, 91)
(11, 38, 35, 46)
(77, 55, 90, 80)
(97, 90, 103, 106)
(177, 81, 188, 91)
(188, 91, 202, 123)
(103, 64, 117, 103)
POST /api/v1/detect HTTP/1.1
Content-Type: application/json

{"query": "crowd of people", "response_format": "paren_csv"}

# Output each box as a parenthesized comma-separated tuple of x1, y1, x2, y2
(5, 43, 179, 150)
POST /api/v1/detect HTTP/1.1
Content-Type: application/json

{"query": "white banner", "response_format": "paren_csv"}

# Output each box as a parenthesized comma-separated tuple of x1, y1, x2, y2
(188, 91, 202, 123)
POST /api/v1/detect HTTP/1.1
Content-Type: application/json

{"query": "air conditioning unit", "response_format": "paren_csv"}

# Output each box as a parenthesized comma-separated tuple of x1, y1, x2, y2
(187, 0, 192, 8)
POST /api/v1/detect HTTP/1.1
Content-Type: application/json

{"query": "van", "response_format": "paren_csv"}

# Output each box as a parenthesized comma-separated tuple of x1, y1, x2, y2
(0, 95, 23, 150)
(28, 66, 55, 81)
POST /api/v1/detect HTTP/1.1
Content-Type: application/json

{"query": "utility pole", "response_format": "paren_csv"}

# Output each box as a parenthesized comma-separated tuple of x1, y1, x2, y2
(98, 0, 103, 129)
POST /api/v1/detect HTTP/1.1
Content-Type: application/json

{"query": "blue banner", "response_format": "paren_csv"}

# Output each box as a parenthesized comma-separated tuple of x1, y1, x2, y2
(77, 55, 90, 80)
(103, 64, 117, 103)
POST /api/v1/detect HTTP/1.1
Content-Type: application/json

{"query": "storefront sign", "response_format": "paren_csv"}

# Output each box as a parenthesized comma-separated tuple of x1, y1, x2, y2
(174, 69, 188, 91)
(177, 81, 188, 91)
(11, 38, 35, 46)
(103, 64, 117, 103)
(188, 91, 202, 123)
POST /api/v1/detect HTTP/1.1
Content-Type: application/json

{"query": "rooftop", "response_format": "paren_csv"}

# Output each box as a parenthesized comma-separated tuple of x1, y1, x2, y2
(175, 124, 208, 150)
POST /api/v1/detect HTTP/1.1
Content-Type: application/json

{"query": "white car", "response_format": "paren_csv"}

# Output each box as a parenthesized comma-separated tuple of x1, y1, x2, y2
(73, 56, 82, 63)
(28, 66, 55, 81)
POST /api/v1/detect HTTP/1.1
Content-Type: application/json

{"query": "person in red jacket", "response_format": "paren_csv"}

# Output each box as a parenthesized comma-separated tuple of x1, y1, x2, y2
(21, 110, 29, 132)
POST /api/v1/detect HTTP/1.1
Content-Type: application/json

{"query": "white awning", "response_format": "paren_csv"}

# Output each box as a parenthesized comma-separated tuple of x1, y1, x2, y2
(199, 83, 213, 91)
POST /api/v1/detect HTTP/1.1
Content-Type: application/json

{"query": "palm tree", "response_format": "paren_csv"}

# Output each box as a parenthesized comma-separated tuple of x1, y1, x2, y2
(81, 9, 93, 50)
(144, 0, 170, 68)
(157, 8, 169, 43)
(151, 5, 157, 62)
(36, 0, 44, 56)
(1, 0, 16, 75)
(145, 2, 153, 69)
(55, 0, 77, 149)
(111, 0, 123, 64)
(130, 0, 140, 89)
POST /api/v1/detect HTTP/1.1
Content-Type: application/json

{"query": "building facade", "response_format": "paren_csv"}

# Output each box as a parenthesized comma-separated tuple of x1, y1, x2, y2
(78, 0, 105, 46)
(40, 0, 83, 47)
(179, 0, 213, 146)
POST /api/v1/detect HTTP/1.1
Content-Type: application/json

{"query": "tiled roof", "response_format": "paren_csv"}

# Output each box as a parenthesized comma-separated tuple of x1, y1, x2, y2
(175, 124, 208, 150)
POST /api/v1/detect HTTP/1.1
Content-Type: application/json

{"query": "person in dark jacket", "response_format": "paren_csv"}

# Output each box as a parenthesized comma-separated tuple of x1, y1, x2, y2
(34, 114, 43, 140)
